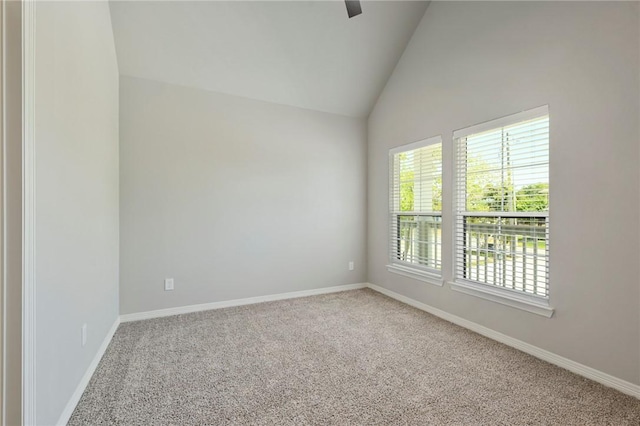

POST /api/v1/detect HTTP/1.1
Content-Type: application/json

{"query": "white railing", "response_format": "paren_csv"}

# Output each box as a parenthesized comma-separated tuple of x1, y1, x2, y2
(458, 215, 548, 297)
(394, 214, 442, 271)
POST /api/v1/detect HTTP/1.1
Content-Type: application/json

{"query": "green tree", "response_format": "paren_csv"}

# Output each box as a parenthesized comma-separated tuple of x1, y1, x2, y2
(432, 176, 442, 211)
(431, 147, 442, 211)
(399, 146, 442, 212)
(465, 157, 509, 212)
(516, 183, 549, 212)
(399, 153, 414, 212)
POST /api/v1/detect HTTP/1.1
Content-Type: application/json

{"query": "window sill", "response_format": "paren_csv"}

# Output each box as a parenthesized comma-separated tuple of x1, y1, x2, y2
(387, 264, 444, 287)
(448, 280, 554, 318)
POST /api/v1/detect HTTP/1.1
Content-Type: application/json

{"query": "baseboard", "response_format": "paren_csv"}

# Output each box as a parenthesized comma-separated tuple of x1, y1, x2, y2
(57, 317, 121, 426)
(56, 281, 639, 426)
(57, 284, 366, 424)
(119, 283, 368, 323)
(366, 282, 640, 399)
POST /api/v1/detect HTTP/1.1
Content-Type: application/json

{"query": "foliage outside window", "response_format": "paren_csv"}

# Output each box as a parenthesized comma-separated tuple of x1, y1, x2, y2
(389, 137, 442, 274)
(455, 108, 550, 298)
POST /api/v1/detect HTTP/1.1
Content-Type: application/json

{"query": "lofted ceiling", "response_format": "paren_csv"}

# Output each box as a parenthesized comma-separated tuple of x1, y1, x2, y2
(109, 1, 429, 117)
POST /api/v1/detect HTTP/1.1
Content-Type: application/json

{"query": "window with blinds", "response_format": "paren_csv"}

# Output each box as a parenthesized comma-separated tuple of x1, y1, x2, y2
(389, 136, 442, 274)
(454, 107, 549, 298)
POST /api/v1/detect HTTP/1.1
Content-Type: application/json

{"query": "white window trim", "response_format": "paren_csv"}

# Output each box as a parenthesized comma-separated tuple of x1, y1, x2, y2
(451, 106, 552, 317)
(387, 263, 444, 287)
(388, 135, 443, 285)
(452, 105, 549, 140)
(449, 279, 554, 318)
(389, 136, 441, 155)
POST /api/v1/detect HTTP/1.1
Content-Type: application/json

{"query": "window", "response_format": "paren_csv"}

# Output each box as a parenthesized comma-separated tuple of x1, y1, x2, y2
(452, 106, 551, 315)
(388, 136, 442, 284)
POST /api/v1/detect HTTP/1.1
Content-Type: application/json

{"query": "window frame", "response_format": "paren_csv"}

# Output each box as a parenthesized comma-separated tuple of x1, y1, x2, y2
(450, 106, 554, 317)
(387, 135, 444, 287)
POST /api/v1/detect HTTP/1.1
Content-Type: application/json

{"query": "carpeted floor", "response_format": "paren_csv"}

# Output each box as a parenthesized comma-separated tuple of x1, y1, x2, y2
(69, 289, 640, 425)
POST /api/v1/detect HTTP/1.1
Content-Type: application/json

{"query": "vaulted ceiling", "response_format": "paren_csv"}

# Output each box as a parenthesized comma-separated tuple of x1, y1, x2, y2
(109, 1, 429, 117)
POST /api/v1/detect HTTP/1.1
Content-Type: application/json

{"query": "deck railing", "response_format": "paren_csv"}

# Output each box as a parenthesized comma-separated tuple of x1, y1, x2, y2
(393, 214, 442, 271)
(458, 215, 548, 297)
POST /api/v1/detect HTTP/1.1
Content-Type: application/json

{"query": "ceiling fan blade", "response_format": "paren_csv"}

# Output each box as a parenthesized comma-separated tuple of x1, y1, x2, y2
(345, 0, 362, 18)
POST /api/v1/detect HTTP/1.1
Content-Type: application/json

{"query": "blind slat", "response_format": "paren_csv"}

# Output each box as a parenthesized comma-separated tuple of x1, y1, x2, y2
(455, 112, 549, 298)
(389, 137, 443, 272)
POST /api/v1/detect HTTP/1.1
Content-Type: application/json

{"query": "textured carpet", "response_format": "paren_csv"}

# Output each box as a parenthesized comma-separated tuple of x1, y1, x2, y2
(69, 289, 640, 425)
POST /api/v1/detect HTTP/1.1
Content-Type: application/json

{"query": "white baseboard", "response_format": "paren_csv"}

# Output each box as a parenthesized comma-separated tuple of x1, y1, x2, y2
(56, 284, 366, 424)
(57, 281, 639, 426)
(366, 282, 640, 399)
(119, 283, 368, 323)
(57, 317, 121, 426)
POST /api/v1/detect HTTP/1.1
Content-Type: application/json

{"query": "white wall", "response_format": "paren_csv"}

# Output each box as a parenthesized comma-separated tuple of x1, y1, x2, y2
(120, 76, 367, 315)
(368, 2, 640, 384)
(35, 2, 120, 424)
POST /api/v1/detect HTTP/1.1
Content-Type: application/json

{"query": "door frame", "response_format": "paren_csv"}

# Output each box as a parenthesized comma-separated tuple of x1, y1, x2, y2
(0, 1, 5, 421)
(22, 0, 36, 424)
(2, 0, 36, 424)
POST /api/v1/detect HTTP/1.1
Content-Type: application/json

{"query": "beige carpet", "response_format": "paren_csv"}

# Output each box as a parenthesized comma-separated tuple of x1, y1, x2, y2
(69, 289, 640, 425)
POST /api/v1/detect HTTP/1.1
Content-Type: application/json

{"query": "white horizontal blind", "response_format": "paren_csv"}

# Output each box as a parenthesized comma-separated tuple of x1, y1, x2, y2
(389, 137, 442, 272)
(455, 109, 549, 297)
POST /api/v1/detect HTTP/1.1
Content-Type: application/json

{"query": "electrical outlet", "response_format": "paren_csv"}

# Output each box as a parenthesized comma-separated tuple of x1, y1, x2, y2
(164, 278, 174, 291)
(81, 324, 87, 347)
(349, 261, 354, 271)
